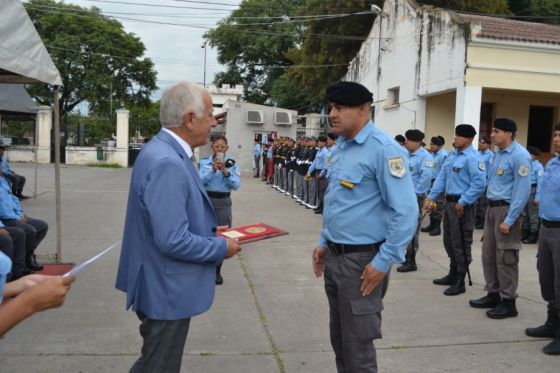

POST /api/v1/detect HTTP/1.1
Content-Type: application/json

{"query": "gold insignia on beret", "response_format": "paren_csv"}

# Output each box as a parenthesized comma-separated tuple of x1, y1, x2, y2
(388, 156, 405, 178)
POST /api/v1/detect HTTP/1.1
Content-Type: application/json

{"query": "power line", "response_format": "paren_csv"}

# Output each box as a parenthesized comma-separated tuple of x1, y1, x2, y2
(84, 0, 239, 11)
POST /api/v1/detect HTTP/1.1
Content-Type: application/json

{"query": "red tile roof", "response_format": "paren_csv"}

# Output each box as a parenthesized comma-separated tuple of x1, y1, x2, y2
(456, 13, 560, 45)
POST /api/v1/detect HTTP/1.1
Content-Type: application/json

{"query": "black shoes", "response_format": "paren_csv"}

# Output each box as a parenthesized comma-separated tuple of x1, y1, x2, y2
(429, 226, 441, 236)
(487, 298, 518, 319)
(444, 273, 466, 296)
(397, 253, 417, 272)
(543, 337, 560, 355)
(522, 232, 538, 244)
(420, 223, 434, 233)
(313, 209, 323, 214)
(526, 323, 558, 339)
(469, 293, 500, 309)
(433, 267, 457, 286)
(26, 254, 44, 272)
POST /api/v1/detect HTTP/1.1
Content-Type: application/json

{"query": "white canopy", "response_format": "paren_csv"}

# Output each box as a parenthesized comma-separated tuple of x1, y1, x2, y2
(0, 0, 62, 85)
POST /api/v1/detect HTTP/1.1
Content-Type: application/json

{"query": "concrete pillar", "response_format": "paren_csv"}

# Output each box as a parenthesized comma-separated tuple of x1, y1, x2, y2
(455, 85, 482, 148)
(36, 106, 52, 163)
(114, 109, 129, 167)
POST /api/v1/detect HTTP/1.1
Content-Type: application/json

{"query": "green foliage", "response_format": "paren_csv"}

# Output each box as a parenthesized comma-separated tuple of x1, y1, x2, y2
(285, 0, 374, 111)
(24, 0, 157, 117)
(205, 0, 304, 104)
(417, 0, 510, 13)
(86, 163, 122, 168)
(508, 0, 560, 24)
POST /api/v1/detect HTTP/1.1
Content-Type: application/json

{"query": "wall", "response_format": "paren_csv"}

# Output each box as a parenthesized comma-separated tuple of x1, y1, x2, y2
(65, 146, 127, 167)
(345, 0, 468, 137)
(466, 42, 560, 93)
(5, 146, 37, 162)
(424, 92, 456, 151)
(206, 101, 297, 174)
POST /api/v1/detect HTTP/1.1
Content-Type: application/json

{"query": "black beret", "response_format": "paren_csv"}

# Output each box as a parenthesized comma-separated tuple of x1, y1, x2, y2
(555, 122, 560, 131)
(455, 124, 477, 138)
(431, 136, 445, 146)
(494, 118, 517, 132)
(480, 135, 491, 144)
(527, 146, 541, 156)
(326, 81, 373, 106)
(405, 129, 425, 142)
(394, 134, 405, 143)
(318, 135, 327, 142)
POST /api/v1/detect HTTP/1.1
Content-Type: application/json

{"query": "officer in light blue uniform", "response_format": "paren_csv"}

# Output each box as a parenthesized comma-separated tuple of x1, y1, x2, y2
(421, 136, 447, 236)
(426, 124, 486, 296)
(470, 118, 531, 319)
(397, 129, 433, 272)
(475, 135, 494, 229)
(525, 122, 560, 355)
(199, 135, 240, 285)
(521, 146, 544, 244)
(312, 82, 417, 373)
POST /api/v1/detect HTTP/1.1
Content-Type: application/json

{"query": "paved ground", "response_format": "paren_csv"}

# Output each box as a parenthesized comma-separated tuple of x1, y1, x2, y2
(0, 163, 558, 372)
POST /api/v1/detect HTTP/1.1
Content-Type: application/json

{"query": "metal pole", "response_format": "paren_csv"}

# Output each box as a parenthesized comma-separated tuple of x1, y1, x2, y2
(54, 88, 62, 262)
(33, 113, 38, 199)
(202, 41, 207, 87)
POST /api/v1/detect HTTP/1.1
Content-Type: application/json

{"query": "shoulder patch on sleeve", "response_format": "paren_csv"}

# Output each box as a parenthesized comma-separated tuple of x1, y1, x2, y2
(518, 164, 529, 177)
(235, 168, 241, 176)
(478, 162, 485, 171)
(388, 156, 405, 178)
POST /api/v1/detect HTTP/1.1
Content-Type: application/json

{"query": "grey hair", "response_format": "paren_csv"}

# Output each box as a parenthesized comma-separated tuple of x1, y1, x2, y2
(159, 82, 207, 128)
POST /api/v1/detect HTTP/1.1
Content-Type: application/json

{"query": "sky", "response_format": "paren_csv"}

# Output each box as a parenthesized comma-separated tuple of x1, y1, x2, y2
(62, 0, 243, 101)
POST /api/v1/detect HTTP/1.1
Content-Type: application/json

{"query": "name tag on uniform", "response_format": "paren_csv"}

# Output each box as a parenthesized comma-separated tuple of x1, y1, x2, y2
(340, 180, 354, 189)
(497, 169, 504, 175)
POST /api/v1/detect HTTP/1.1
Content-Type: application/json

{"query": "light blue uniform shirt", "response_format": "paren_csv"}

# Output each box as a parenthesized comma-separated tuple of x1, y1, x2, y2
(319, 121, 418, 273)
(199, 155, 240, 193)
(431, 148, 448, 180)
(0, 186, 23, 220)
(267, 146, 273, 158)
(428, 145, 487, 205)
(537, 156, 560, 222)
(0, 251, 11, 304)
(487, 141, 531, 226)
(0, 156, 12, 174)
(308, 146, 328, 176)
(479, 149, 494, 180)
(253, 144, 261, 157)
(408, 147, 433, 196)
(530, 159, 544, 185)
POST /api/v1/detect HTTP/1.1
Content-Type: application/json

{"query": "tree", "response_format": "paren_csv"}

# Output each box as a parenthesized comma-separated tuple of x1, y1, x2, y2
(284, 0, 375, 111)
(508, 0, 560, 24)
(418, 0, 510, 13)
(24, 0, 157, 118)
(205, 0, 304, 104)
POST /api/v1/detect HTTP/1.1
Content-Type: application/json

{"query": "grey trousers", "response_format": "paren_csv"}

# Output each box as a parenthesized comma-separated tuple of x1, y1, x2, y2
(522, 186, 539, 233)
(307, 176, 317, 207)
(209, 196, 232, 227)
(253, 156, 261, 177)
(2, 217, 48, 256)
(537, 225, 560, 312)
(281, 167, 288, 191)
(295, 173, 304, 199)
(324, 249, 388, 373)
(442, 202, 474, 273)
(130, 312, 191, 373)
(481, 205, 523, 299)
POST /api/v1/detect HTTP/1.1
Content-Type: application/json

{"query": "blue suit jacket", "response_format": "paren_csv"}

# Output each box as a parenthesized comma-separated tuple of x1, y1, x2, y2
(116, 130, 227, 320)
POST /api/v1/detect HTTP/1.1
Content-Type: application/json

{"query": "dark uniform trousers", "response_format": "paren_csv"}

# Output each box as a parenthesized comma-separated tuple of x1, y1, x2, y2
(475, 188, 488, 226)
(324, 249, 389, 373)
(405, 195, 424, 255)
(209, 196, 232, 228)
(430, 179, 444, 225)
(481, 205, 523, 299)
(537, 224, 560, 315)
(2, 217, 48, 257)
(442, 202, 474, 274)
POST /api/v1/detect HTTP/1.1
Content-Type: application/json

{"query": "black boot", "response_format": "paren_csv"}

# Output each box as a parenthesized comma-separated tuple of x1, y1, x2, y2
(487, 298, 518, 319)
(543, 328, 560, 355)
(429, 221, 441, 236)
(521, 229, 530, 241)
(433, 266, 457, 286)
(469, 292, 500, 309)
(215, 264, 223, 285)
(522, 232, 538, 244)
(526, 307, 559, 338)
(397, 252, 417, 272)
(444, 272, 466, 296)
(26, 254, 43, 272)
(421, 217, 434, 233)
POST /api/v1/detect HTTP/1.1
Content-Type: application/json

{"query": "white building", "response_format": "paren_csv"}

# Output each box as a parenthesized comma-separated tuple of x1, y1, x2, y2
(208, 84, 243, 110)
(346, 0, 560, 160)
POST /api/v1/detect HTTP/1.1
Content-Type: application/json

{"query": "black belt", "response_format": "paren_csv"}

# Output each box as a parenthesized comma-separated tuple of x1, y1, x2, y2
(326, 240, 382, 256)
(542, 219, 560, 229)
(488, 200, 510, 208)
(531, 183, 537, 188)
(445, 195, 460, 203)
(207, 191, 230, 199)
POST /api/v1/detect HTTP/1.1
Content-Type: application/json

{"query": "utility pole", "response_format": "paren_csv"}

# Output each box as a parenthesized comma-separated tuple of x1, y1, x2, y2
(201, 40, 207, 87)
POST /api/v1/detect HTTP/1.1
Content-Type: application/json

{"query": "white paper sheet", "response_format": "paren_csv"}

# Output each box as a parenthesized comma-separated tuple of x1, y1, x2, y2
(63, 242, 118, 277)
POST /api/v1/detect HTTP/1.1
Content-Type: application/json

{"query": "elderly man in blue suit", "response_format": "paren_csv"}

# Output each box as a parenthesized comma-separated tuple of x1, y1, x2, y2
(116, 82, 242, 373)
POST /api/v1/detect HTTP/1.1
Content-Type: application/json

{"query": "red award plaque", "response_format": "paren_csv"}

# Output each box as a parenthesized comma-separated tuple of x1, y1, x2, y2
(218, 223, 288, 244)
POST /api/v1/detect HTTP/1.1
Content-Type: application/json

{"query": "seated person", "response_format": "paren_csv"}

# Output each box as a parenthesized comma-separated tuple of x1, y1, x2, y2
(0, 178, 47, 272)
(0, 253, 74, 336)
(0, 146, 28, 200)
(0, 222, 27, 281)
